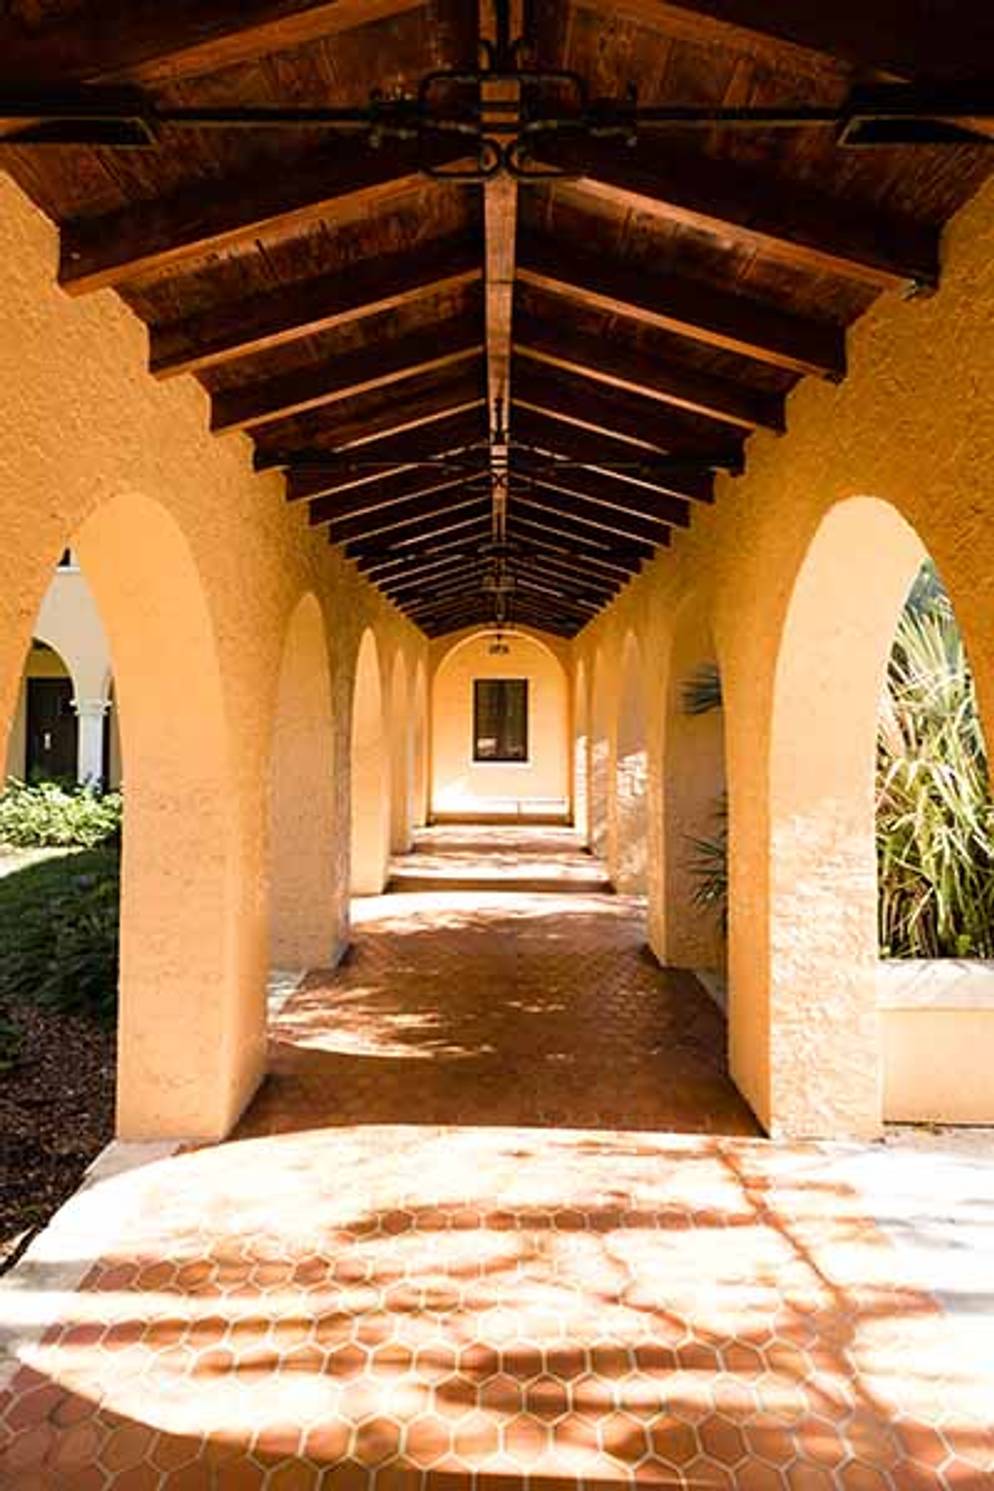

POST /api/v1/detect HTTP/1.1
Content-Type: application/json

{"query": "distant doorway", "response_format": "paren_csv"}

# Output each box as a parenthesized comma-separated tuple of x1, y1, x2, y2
(25, 676, 77, 782)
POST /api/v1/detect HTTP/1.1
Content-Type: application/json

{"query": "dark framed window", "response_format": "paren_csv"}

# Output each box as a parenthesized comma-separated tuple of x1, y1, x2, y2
(473, 678, 528, 762)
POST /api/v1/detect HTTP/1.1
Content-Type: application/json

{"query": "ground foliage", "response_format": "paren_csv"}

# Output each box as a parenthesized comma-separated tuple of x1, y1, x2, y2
(0, 779, 122, 849)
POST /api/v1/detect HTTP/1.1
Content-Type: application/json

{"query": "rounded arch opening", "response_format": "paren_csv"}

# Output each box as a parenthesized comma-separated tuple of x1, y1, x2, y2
(662, 599, 726, 981)
(573, 658, 590, 843)
(389, 650, 412, 855)
(614, 632, 648, 894)
(411, 658, 429, 831)
(430, 628, 568, 821)
(351, 628, 389, 895)
(68, 491, 254, 1140)
(268, 592, 337, 968)
(764, 495, 927, 1135)
(589, 646, 611, 857)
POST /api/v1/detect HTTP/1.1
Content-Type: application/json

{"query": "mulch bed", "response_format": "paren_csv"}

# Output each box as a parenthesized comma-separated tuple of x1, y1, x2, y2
(0, 997, 114, 1271)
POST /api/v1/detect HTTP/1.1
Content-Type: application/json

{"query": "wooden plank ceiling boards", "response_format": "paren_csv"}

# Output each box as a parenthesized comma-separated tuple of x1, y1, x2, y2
(1, 0, 990, 636)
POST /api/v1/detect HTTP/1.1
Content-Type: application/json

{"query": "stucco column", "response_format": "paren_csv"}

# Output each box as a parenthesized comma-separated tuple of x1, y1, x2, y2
(74, 697, 109, 786)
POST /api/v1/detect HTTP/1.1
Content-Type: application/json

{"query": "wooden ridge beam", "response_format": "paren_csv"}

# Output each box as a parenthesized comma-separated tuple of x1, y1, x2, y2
(512, 484, 672, 548)
(212, 319, 483, 434)
(341, 499, 492, 556)
(255, 364, 485, 462)
(0, 1, 423, 87)
(151, 236, 482, 379)
(512, 464, 693, 527)
(309, 471, 484, 527)
(518, 236, 845, 380)
(515, 314, 785, 434)
(329, 488, 487, 545)
(546, 139, 938, 291)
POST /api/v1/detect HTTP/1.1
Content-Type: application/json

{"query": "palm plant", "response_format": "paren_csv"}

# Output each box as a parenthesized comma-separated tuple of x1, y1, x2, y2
(682, 561, 994, 957)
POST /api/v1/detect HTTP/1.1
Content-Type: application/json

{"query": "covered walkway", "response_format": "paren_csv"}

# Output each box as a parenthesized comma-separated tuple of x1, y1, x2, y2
(2, 834, 992, 1488)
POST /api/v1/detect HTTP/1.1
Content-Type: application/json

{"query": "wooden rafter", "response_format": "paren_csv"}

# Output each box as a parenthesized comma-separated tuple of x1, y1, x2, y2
(60, 142, 464, 295)
(308, 470, 482, 526)
(546, 141, 939, 291)
(255, 363, 485, 461)
(328, 486, 487, 544)
(518, 236, 846, 379)
(151, 237, 481, 378)
(353, 521, 492, 570)
(0, 1, 424, 86)
(512, 361, 744, 464)
(513, 466, 693, 528)
(507, 512, 651, 569)
(588, 0, 994, 82)
(342, 500, 492, 557)
(510, 406, 726, 478)
(211, 319, 483, 434)
(511, 484, 672, 547)
(515, 315, 785, 434)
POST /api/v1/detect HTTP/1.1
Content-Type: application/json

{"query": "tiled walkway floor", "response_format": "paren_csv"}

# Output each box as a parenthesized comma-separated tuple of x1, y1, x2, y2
(1, 831, 992, 1489)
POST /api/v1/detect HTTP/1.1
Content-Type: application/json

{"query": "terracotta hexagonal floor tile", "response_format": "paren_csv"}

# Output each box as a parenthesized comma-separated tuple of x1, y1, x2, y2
(503, 1411, 549, 1467)
(405, 1413, 452, 1469)
(699, 1413, 748, 1466)
(648, 1417, 699, 1467)
(353, 1414, 402, 1467)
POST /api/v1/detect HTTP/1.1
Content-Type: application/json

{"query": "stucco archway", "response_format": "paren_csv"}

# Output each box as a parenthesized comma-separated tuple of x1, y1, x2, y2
(758, 496, 926, 1137)
(573, 658, 590, 843)
(268, 593, 337, 969)
(351, 628, 389, 895)
(411, 659, 429, 830)
(589, 646, 611, 858)
(389, 650, 412, 854)
(613, 633, 648, 894)
(70, 492, 260, 1141)
(662, 600, 726, 974)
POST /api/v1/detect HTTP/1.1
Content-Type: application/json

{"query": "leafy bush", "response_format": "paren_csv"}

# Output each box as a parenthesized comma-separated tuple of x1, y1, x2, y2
(0, 779, 122, 849)
(877, 566, 994, 958)
(0, 848, 120, 1024)
(682, 561, 994, 959)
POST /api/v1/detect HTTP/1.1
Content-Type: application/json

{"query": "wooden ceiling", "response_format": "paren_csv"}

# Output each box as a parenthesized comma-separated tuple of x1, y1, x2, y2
(1, 1, 991, 637)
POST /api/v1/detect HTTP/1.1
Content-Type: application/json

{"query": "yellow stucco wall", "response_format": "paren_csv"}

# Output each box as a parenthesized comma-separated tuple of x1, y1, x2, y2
(429, 628, 570, 817)
(0, 171, 425, 1141)
(573, 174, 994, 1138)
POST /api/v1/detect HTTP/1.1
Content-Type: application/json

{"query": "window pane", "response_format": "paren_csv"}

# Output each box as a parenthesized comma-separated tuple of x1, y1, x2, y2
(474, 679, 528, 762)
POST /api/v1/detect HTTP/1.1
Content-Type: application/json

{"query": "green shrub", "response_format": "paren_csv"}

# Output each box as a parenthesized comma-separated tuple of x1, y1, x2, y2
(0, 779, 122, 849)
(682, 561, 994, 958)
(0, 848, 120, 1024)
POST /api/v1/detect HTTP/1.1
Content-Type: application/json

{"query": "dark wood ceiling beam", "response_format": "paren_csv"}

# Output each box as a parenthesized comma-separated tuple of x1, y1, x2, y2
(60, 137, 478, 295)
(513, 465, 692, 527)
(383, 559, 487, 598)
(512, 484, 671, 548)
(511, 567, 617, 606)
(514, 364, 744, 467)
(547, 140, 938, 291)
(0, 1, 423, 86)
(329, 488, 488, 545)
(341, 499, 492, 556)
(289, 462, 443, 509)
(518, 237, 845, 380)
(287, 415, 487, 501)
(309, 471, 484, 527)
(590, 0, 994, 82)
(508, 512, 652, 569)
(212, 320, 483, 434)
(515, 314, 785, 434)
(151, 237, 481, 379)
(511, 405, 726, 480)
(364, 540, 484, 581)
(255, 365, 485, 463)
(351, 519, 492, 569)
(513, 578, 600, 616)
(508, 546, 627, 592)
(509, 495, 664, 554)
